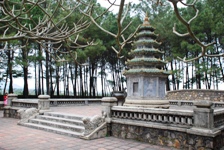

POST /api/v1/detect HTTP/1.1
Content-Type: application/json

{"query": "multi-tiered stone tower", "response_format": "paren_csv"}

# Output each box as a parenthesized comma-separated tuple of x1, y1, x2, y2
(123, 14, 170, 107)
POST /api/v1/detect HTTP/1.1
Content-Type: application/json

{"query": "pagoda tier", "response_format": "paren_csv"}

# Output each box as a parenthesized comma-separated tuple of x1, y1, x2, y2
(124, 16, 169, 76)
(123, 13, 170, 106)
(126, 57, 166, 68)
(128, 48, 164, 57)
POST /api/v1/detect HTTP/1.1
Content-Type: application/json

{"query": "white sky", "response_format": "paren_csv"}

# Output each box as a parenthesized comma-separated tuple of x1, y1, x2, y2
(97, 0, 139, 13)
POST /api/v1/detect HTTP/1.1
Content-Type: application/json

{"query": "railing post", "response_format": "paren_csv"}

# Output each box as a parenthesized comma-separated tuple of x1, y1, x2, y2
(6, 93, 18, 107)
(193, 101, 214, 129)
(38, 95, 50, 114)
(3, 94, 18, 118)
(101, 97, 117, 136)
(188, 100, 220, 136)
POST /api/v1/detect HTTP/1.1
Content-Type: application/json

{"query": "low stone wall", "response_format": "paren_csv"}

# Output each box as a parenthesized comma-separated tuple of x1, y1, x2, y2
(3, 95, 102, 118)
(3, 95, 49, 118)
(112, 123, 222, 149)
(103, 98, 224, 149)
(166, 89, 224, 101)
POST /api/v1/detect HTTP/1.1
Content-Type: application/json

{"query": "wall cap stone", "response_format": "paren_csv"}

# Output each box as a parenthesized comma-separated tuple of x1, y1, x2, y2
(194, 100, 213, 108)
(187, 127, 221, 137)
(101, 97, 117, 102)
(38, 95, 50, 99)
(167, 89, 224, 93)
(8, 94, 18, 97)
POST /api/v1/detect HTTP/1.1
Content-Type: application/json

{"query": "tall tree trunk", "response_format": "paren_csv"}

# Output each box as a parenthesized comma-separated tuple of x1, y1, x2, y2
(100, 61, 105, 96)
(69, 63, 74, 96)
(41, 62, 44, 94)
(65, 62, 69, 96)
(170, 61, 176, 90)
(195, 59, 201, 89)
(80, 66, 84, 97)
(38, 44, 42, 95)
(74, 64, 78, 96)
(56, 65, 60, 97)
(8, 48, 14, 93)
(45, 45, 50, 95)
(49, 54, 54, 97)
(22, 40, 29, 97)
(35, 48, 37, 96)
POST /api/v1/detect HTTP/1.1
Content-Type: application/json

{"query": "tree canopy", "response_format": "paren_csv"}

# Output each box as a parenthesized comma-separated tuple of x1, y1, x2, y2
(0, 0, 223, 97)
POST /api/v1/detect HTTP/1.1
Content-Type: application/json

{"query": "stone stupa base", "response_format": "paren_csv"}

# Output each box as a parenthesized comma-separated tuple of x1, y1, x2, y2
(123, 99, 169, 109)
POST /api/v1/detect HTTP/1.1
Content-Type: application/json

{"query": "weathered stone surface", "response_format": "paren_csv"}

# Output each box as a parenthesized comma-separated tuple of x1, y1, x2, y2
(17, 108, 38, 124)
(111, 123, 224, 149)
(166, 89, 224, 101)
(82, 114, 106, 135)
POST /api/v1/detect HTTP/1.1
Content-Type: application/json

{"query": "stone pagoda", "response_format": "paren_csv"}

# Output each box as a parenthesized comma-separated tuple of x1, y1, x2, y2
(123, 13, 170, 108)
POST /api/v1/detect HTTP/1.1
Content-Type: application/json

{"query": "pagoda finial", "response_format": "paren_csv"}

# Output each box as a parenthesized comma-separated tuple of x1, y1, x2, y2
(143, 12, 150, 26)
(146, 11, 148, 18)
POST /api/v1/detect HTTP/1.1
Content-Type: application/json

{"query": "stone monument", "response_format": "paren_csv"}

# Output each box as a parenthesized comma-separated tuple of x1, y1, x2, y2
(123, 13, 170, 108)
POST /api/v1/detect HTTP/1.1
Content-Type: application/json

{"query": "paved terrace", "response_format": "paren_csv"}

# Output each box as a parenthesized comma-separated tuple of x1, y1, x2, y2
(0, 105, 176, 150)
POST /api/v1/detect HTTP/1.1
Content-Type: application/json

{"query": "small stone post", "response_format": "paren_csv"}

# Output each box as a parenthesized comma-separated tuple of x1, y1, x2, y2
(3, 94, 18, 117)
(38, 95, 50, 114)
(193, 101, 214, 129)
(188, 100, 220, 136)
(7, 93, 18, 107)
(101, 97, 117, 136)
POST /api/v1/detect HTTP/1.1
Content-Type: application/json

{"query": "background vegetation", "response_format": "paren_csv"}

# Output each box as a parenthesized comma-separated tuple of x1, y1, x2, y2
(0, 0, 223, 97)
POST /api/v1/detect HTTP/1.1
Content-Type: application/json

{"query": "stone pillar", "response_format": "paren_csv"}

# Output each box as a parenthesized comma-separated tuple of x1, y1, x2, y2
(193, 101, 214, 129)
(3, 94, 18, 117)
(6, 93, 18, 107)
(101, 97, 117, 136)
(187, 100, 220, 136)
(38, 95, 50, 114)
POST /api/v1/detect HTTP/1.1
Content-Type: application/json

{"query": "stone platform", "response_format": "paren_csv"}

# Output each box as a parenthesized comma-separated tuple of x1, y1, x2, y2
(0, 105, 174, 150)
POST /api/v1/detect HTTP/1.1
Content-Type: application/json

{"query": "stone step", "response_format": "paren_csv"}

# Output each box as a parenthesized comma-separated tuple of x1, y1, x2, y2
(36, 115, 84, 126)
(44, 112, 84, 120)
(29, 118, 85, 133)
(22, 122, 83, 137)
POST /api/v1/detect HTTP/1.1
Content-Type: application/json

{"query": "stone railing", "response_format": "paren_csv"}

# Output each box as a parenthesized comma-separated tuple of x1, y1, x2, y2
(111, 106, 194, 128)
(50, 98, 101, 106)
(4, 95, 50, 118)
(169, 100, 194, 108)
(166, 89, 224, 101)
(214, 109, 224, 128)
(107, 99, 224, 149)
(12, 99, 38, 108)
(169, 100, 224, 109)
(3, 95, 102, 118)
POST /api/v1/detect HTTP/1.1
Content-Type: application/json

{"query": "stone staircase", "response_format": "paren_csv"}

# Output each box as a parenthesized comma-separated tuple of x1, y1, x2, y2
(21, 112, 85, 137)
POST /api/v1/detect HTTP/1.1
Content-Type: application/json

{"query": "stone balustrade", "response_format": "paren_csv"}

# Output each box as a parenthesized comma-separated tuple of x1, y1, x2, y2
(214, 109, 224, 128)
(3, 95, 102, 118)
(50, 99, 101, 106)
(110, 100, 224, 149)
(12, 99, 38, 108)
(169, 100, 194, 107)
(169, 100, 224, 109)
(111, 106, 194, 128)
